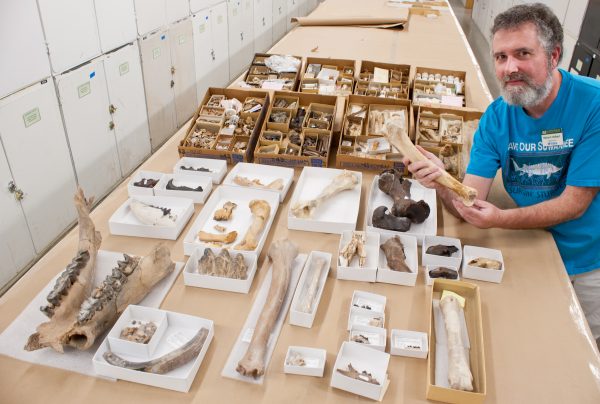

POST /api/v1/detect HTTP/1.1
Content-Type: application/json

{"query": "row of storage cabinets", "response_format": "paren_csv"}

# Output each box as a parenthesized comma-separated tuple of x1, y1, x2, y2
(0, 0, 319, 291)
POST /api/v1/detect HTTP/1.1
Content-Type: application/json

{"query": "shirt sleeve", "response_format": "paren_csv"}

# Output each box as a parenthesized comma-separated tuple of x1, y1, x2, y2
(566, 94, 600, 187)
(466, 105, 502, 179)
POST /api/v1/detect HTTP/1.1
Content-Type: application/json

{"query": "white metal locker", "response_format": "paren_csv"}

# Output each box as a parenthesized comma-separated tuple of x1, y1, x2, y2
(272, 0, 287, 42)
(38, 0, 102, 74)
(242, 0, 256, 62)
(56, 60, 122, 200)
(254, 0, 273, 54)
(192, 10, 214, 102)
(191, 0, 221, 13)
(297, 0, 307, 16)
(0, 143, 35, 289)
(286, 0, 300, 32)
(167, 0, 190, 23)
(228, 0, 254, 80)
(134, 0, 167, 35)
(0, 80, 77, 252)
(169, 18, 198, 127)
(103, 43, 151, 176)
(0, 0, 51, 99)
(94, 0, 138, 53)
(211, 2, 231, 88)
(139, 30, 177, 150)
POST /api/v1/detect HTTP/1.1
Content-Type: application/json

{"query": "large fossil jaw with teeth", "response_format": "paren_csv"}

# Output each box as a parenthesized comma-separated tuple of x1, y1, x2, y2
(129, 199, 177, 226)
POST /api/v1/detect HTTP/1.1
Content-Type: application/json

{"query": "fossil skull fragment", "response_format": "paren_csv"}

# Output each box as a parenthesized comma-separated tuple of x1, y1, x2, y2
(440, 294, 473, 391)
(339, 231, 367, 267)
(236, 239, 298, 378)
(234, 199, 271, 251)
(25, 188, 101, 353)
(214, 201, 237, 221)
(291, 171, 359, 218)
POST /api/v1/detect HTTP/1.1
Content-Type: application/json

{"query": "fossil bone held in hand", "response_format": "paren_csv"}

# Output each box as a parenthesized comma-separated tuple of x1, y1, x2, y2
(372, 206, 411, 232)
(383, 123, 477, 206)
(440, 294, 473, 391)
(234, 200, 271, 251)
(103, 327, 209, 374)
(213, 201, 237, 221)
(291, 171, 359, 218)
(236, 239, 298, 378)
(25, 187, 102, 353)
(129, 199, 177, 226)
(380, 236, 411, 272)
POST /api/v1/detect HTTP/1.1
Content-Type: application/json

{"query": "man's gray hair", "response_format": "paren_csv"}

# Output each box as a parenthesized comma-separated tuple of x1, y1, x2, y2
(492, 3, 564, 63)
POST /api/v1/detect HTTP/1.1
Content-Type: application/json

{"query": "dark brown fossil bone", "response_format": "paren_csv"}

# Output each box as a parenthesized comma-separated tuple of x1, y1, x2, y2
(380, 236, 411, 272)
(166, 179, 203, 192)
(378, 169, 430, 224)
(429, 266, 458, 279)
(372, 206, 411, 232)
(426, 245, 459, 257)
(391, 199, 431, 224)
(180, 165, 211, 172)
(133, 178, 159, 188)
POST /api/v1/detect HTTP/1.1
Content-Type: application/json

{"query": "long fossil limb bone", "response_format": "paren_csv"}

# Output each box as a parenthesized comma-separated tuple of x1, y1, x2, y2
(234, 200, 271, 251)
(25, 188, 101, 353)
(236, 239, 298, 378)
(440, 294, 474, 391)
(233, 176, 284, 191)
(298, 258, 327, 313)
(383, 123, 477, 206)
(291, 171, 359, 218)
(103, 327, 209, 374)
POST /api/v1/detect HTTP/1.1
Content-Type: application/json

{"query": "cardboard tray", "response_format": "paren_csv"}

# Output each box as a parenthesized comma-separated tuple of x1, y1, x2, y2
(413, 66, 467, 107)
(172, 157, 227, 184)
(301, 57, 357, 95)
(222, 162, 294, 202)
(243, 53, 303, 91)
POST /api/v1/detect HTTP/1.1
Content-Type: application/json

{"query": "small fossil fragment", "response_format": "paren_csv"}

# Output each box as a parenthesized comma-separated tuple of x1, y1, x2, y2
(339, 231, 367, 267)
(429, 266, 458, 279)
(337, 363, 380, 385)
(180, 165, 211, 172)
(120, 321, 157, 344)
(233, 176, 284, 191)
(130, 199, 177, 227)
(372, 206, 411, 232)
(426, 245, 459, 257)
(351, 334, 370, 344)
(286, 350, 306, 366)
(353, 303, 371, 310)
(368, 317, 384, 327)
(197, 248, 248, 279)
(235, 200, 271, 251)
(166, 179, 203, 192)
(214, 201, 237, 221)
(380, 236, 411, 272)
(133, 178, 159, 188)
(291, 171, 359, 218)
(440, 294, 473, 391)
(198, 230, 237, 244)
(468, 257, 502, 270)
(104, 327, 209, 374)
(213, 224, 226, 232)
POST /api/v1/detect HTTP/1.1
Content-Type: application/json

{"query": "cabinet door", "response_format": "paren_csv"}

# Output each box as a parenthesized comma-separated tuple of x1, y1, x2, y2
(169, 18, 198, 127)
(272, 0, 287, 42)
(211, 2, 230, 88)
(104, 42, 151, 176)
(38, 0, 102, 74)
(134, 0, 167, 35)
(56, 60, 121, 201)
(139, 30, 177, 150)
(0, 81, 77, 252)
(296, 0, 306, 16)
(306, 0, 317, 14)
(0, 144, 35, 289)
(286, 0, 300, 32)
(228, 0, 245, 80)
(254, 0, 273, 53)
(166, 0, 190, 23)
(0, 0, 51, 99)
(94, 0, 137, 53)
(240, 0, 255, 64)
(193, 11, 214, 104)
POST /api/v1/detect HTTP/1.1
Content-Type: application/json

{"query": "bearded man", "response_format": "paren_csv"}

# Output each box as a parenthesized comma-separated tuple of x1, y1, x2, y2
(405, 3, 600, 348)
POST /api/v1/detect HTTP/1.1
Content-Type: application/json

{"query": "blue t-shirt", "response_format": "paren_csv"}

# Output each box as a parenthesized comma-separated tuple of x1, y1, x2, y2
(467, 69, 600, 275)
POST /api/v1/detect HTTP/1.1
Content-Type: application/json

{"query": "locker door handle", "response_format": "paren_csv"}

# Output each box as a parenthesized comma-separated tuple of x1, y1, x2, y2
(211, 49, 216, 61)
(171, 80, 175, 88)
(240, 32, 244, 41)
(171, 66, 176, 74)
(279, 6, 282, 14)
(262, 17, 265, 26)
(109, 121, 115, 130)
(109, 104, 117, 114)
(7, 181, 24, 201)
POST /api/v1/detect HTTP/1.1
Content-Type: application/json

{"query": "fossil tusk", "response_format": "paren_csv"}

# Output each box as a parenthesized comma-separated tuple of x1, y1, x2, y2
(234, 200, 271, 251)
(198, 230, 237, 244)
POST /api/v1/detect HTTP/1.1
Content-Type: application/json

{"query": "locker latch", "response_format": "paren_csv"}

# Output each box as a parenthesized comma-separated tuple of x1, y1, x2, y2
(211, 49, 216, 61)
(279, 6, 282, 14)
(109, 104, 117, 114)
(7, 181, 24, 201)
(171, 66, 176, 75)
(262, 17, 265, 26)
(171, 80, 175, 88)
(109, 121, 115, 130)
(240, 32, 244, 41)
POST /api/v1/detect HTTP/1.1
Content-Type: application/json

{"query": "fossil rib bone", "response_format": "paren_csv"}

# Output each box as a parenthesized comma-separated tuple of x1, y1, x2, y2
(214, 201, 237, 221)
(25, 188, 101, 353)
(383, 123, 477, 206)
(291, 171, 359, 218)
(129, 199, 177, 226)
(103, 327, 209, 374)
(297, 257, 327, 313)
(440, 294, 473, 391)
(234, 200, 271, 251)
(198, 230, 237, 244)
(236, 239, 298, 378)
(233, 176, 284, 191)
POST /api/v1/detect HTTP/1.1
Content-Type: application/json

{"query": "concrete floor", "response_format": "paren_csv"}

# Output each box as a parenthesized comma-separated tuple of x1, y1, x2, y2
(448, 0, 501, 99)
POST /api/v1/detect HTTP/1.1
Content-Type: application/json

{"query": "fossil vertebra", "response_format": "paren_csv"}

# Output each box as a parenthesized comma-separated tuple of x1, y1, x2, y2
(197, 248, 248, 279)
(286, 350, 306, 366)
(234, 200, 271, 251)
(130, 199, 177, 226)
(378, 169, 430, 224)
(380, 236, 411, 272)
(291, 171, 359, 218)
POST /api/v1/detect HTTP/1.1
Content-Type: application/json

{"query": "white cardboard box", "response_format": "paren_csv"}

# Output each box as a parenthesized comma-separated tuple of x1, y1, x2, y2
(422, 235, 462, 267)
(288, 167, 362, 234)
(93, 306, 214, 393)
(462, 245, 505, 283)
(377, 233, 419, 286)
(173, 156, 227, 184)
(154, 173, 213, 204)
(337, 231, 379, 282)
(284, 346, 326, 377)
(350, 290, 387, 314)
(109, 196, 195, 240)
(390, 329, 428, 358)
(348, 308, 385, 331)
(107, 306, 168, 360)
(128, 170, 164, 197)
(223, 162, 294, 202)
(366, 175, 437, 245)
(289, 251, 332, 328)
(182, 185, 279, 256)
(182, 246, 258, 293)
(349, 324, 387, 352)
(330, 341, 390, 401)
(425, 265, 460, 286)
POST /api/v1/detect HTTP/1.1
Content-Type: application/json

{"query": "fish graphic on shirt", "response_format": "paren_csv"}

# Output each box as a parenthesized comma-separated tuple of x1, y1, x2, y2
(511, 158, 563, 179)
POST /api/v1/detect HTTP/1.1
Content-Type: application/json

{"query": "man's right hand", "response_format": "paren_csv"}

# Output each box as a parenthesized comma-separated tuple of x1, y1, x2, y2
(402, 145, 445, 189)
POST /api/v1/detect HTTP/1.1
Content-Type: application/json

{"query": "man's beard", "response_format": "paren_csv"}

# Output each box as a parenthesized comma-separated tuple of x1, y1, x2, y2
(500, 69, 553, 108)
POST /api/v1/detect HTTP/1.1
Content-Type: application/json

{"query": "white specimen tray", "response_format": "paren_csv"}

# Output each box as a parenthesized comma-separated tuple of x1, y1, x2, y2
(221, 254, 308, 384)
(288, 167, 362, 234)
(289, 251, 332, 328)
(422, 235, 463, 268)
(107, 305, 168, 359)
(222, 162, 294, 202)
(330, 341, 390, 401)
(284, 346, 327, 377)
(366, 175, 437, 245)
(349, 324, 387, 352)
(182, 185, 280, 256)
(127, 170, 164, 197)
(173, 156, 227, 184)
(390, 329, 428, 358)
(337, 231, 380, 282)
(154, 173, 213, 204)
(182, 246, 259, 294)
(93, 306, 214, 392)
(109, 196, 195, 240)
(0, 250, 183, 378)
(377, 233, 419, 286)
(462, 245, 505, 283)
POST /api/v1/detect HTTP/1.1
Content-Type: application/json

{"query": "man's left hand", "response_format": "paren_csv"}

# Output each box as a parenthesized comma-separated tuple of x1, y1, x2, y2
(452, 199, 502, 229)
